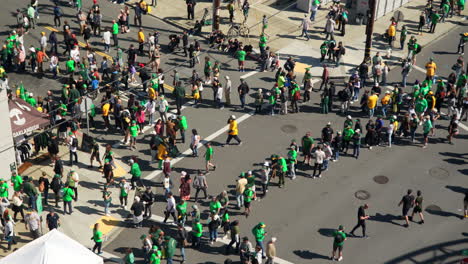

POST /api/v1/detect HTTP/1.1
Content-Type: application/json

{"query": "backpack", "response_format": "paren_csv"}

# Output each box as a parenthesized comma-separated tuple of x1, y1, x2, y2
(54, 7, 62, 17)
(72, 137, 78, 148)
(415, 44, 422, 54)
(192, 176, 203, 188)
(335, 232, 345, 243)
(293, 89, 301, 100)
(59, 188, 65, 198)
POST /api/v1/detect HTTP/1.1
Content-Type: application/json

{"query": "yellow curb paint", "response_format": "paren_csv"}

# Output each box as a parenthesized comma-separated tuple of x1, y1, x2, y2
(90, 215, 119, 235)
(113, 160, 127, 178)
(45, 26, 59, 32)
(295, 62, 311, 74)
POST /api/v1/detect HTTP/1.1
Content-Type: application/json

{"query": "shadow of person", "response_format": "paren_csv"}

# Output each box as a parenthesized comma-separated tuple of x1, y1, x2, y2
(368, 213, 403, 227)
(294, 249, 329, 259)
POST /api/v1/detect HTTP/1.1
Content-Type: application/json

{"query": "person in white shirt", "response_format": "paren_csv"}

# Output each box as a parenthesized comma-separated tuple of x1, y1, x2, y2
(40, 32, 48, 51)
(3, 218, 15, 251)
(299, 14, 310, 40)
(387, 117, 395, 147)
(102, 29, 111, 53)
(158, 95, 169, 122)
(163, 192, 177, 223)
(325, 16, 336, 40)
(216, 82, 224, 109)
(145, 99, 156, 124)
(224, 76, 232, 106)
(312, 145, 326, 178)
(70, 45, 80, 63)
(190, 129, 201, 157)
(67, 132, 78, 166)
(323, 142, 333, 171)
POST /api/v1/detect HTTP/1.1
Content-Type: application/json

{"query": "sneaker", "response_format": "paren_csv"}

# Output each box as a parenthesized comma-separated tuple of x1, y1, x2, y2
(238, 141, 243, 146)
(317, 174, 322, 178)
(338, 256, 343, 261)
(213, 165, 217, 171)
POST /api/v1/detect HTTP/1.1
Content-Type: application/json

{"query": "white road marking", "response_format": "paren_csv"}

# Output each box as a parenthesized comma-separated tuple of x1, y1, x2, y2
(412, 64, 426, 74)
(241, 71, 260, 79)
(458, 121, 468, 132)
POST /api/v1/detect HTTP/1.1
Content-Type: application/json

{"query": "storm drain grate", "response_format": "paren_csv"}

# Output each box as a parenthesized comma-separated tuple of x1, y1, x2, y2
(373, 175, 389, 184)
(355, 190, 371, 200)
(429, 167, 449, 180)
(281, 125, 298, 134)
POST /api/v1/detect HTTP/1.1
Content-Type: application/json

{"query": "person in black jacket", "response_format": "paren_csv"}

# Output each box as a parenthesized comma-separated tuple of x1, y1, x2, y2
(38, 172, 50, 206)
(50, 174, 62, 207)
(53, 156, 64, 178)
(141, 187, 155, 218)
(48, 134, 59, 164)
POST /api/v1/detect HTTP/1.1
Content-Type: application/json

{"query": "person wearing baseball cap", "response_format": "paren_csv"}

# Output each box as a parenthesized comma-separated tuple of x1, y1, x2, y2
(331, 225, 347, 261)
(252, 222, 267, 258)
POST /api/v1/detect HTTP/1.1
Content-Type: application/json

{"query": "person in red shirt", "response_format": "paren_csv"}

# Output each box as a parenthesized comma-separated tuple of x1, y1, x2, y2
(36, 48, 49, 73)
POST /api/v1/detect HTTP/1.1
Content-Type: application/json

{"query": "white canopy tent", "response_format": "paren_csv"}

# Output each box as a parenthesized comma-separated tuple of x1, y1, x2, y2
(0, 229, 103, 264)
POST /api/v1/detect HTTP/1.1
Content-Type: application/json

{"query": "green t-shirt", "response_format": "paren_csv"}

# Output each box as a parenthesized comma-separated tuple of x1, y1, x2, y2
(179, 116, 188, 130)
(112, 23, 119, 35)
(243, 189, 254, 203)
(205, 147, 213, 161)
(209, 201, 221, 214)
(259, 36, 267, 48)
(423, 120, 433, 134)
(278, 157, 287, 172)
(130, 124, 138, 137)
(120, 183, 129, 197)
(176, 202, 187, 215)
(204, 61, 212, 73)
(149, 250, 161, 264)
(287, 149, 297, 163)
(66, 60, 75, 72)
(62, 187, 75, 202)
(93, 230, 103, 242)
(11, 175, 23, 192)
(0, 182, 9, 198)
(125, 252, 135, 264)
(130, 163, 141, 178)
(333, 231, 346, 246)
(236, 50, 247, 61)
(302, 136, 314, 151)
(192, 223, 203, 237)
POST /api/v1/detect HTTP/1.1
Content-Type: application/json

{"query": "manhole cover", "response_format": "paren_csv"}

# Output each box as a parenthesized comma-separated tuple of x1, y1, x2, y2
(373, 175, 389, 184)
(429, 167, 449, 180)
(425, 204, 442, 212)
(355, 190, 371, 200)
(281, 125, 298, 134)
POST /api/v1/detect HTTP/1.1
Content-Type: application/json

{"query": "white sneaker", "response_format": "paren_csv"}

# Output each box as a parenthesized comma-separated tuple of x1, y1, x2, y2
(338, 256, 343, 261)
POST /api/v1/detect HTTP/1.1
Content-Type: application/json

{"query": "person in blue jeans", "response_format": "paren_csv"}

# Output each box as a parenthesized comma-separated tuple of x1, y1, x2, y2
(352, 129, 361, 159)
(208, 213, 220, 244)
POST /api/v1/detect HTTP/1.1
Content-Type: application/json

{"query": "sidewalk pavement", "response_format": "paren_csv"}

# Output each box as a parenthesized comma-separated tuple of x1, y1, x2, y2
(8, 137, 133, 258)
(140, 0, 465, 78)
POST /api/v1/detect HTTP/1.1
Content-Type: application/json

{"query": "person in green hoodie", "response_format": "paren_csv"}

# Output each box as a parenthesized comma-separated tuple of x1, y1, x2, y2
(191, 218, 203, 249)
(177, 115, 188, 144)
(11, 173, 23, 192)
(163, 236, 177, 263)
(252, 222, 267, 258)
(331, 225, 347, 261)
(429, 11, 441, 33)
(129, 158, 142, 189)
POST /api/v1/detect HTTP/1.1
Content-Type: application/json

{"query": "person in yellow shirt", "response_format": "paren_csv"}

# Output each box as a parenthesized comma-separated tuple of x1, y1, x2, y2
(225, 115, 242, 146)
(380, 91, 392, 117)
(425, 58, 436, 82)
(102, 100, 111, 130)
(367, 92, 379, 118)
(138, 27, 145, 55)
(387, 24, 396, 48)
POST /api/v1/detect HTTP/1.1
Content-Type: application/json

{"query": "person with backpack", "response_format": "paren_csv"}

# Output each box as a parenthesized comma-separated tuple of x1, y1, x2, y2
(50, 174, 62, 207)
(62, 183, 76, 214)
(331, 225, 347, 261)
(67, 132, 79, 166)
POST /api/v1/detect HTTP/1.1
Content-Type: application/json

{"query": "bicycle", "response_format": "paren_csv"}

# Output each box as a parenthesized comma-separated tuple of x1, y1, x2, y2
(227, 21, 250, 39)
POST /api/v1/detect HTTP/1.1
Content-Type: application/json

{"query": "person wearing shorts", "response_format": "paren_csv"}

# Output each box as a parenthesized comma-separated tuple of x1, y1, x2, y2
(236, 48, 246, 72)
(398, 189, 415, 227)
(331, 225, 346, 261)
(410, 190, 424, 224)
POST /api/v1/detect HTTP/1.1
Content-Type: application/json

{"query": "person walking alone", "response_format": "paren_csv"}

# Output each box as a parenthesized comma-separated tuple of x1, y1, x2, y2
(92, 223, 104, 255)
(225, 115, 242, 146)
(350, 204, 369, 238)
(331, 225, 346, 261)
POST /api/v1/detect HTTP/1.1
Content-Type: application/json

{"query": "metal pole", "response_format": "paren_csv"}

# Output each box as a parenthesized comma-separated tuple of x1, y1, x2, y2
(364, 0, 377, 62)
(84, 97, 90, 135)
(213, 0, 221, 31)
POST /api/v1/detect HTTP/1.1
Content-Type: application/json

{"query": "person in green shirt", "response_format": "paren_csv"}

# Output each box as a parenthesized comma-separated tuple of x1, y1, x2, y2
(204, 57, 212, 84)
(62, 183, 75, 214)
(112, 20, 119, 47)
(422, 115, 433, 148)
(252, 222, 267, 258)
(287, 146, 297, 180)
(25, 93, 37, 107)
(23, 177, 39, 210)
(191, 218, 203, 248)
(149, 245, 162, 264)
(301, 132, 315, 165)
(399, 25, 407, 50)
(259, 34, 267, 54)
(331, 225, 347, 261)
(129, 158, 142, 189)
(204, 142, 216, 173)
(320, 41, 328, 62)
(429, 12, 441, 33)
(0, 179, 9, 198)
(11, 173, 23, 192)
(66, 58, 75, 73)
(277, 156, 287, 188)
(177, 115, 188, 144)
(91, 223, 104, 254)
(176, 199, 187, 225)
(243, 184, 254, 217)
(163, 236, 177, 263)
(415, 95, 428, 116)
(129, 120, 138, 150)
(236, 48, 247, 72)
(124, 248, 135, 264)
(342, 126, 355, 154)
(209, 196, 221, 215)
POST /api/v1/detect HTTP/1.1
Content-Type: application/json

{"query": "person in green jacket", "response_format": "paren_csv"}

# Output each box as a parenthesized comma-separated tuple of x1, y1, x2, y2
(149, 245, 162, 264)
(62, 183, 75, 214)
(91, 223, 104, 254)
(331, 225, 347, 261)
(177, 115, 188, 144)
(0, 179, 9, 198)
(164, 236, 177, 263)
(129, 158, 142, 189)
(124, 248, 135, 264)
(277, 156, 287, 188)
(191, 218, 203, 248)
(11, 173, 23, 192)
(252, 222, 267, 258)
(176, 199, 187, 225)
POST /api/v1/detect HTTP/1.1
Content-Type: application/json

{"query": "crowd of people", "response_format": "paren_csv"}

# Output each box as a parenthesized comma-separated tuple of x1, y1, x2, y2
(0, 0, 466, 263)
